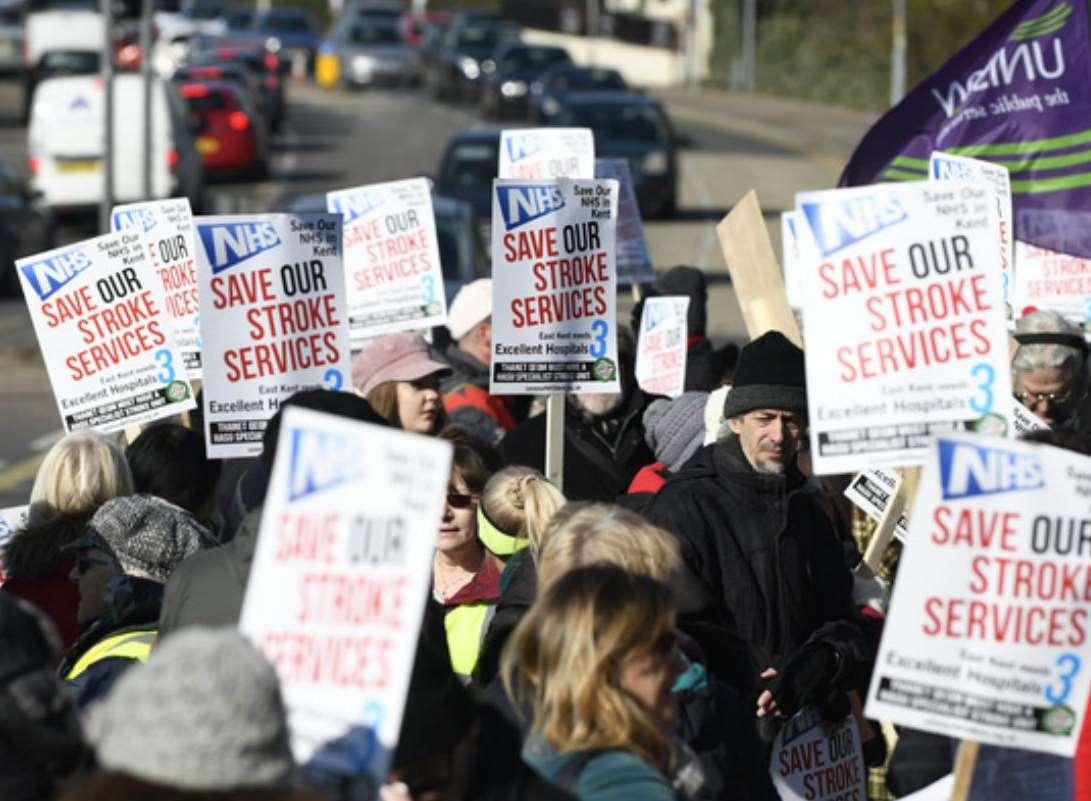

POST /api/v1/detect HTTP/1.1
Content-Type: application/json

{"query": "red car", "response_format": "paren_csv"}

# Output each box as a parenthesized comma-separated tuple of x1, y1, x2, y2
(177, 80, 269, 180)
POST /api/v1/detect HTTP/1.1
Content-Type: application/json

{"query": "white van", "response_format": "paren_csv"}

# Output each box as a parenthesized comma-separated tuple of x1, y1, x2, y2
(28, 73, 205, 212)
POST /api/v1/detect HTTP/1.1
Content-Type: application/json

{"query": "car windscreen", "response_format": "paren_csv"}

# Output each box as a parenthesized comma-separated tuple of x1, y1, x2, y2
(348, 22, 400, 45)
(455, 25, 503, 49)
(264, 12, 312, 32)
(226, 10, 253, 28)
(439, 142, 498, 193)
(182, 89, 231, 112)
(552, 68, 625, 93)
(39, 50, 101, 74)
(435, 212, 465, 281)
(497, 47, 567, 73)
(558, 103, 668, 143)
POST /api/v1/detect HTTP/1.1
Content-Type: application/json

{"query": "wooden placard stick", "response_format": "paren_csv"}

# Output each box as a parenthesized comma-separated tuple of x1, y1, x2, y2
(716, 190, 802, 347)
(950, 739, 980, 801)
(544, 393, 565, 493)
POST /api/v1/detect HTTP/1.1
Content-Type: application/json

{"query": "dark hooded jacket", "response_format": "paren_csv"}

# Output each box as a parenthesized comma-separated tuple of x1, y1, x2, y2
(499, 391, 655, 503)
(473, 548, 537, 688)
(1, 511, 89, 649)
(643, 436, 874, 703)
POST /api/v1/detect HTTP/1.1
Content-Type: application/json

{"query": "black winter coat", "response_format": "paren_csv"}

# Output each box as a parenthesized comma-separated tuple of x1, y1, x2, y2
(474, 549, 536, 688)
(644, 437, 874, 702)
(499, 392, 655, 502)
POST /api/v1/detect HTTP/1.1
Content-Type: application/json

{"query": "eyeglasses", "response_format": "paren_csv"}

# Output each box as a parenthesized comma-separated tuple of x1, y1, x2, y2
(446, 493, 478, 510)
(1013, 389, 1073, 406)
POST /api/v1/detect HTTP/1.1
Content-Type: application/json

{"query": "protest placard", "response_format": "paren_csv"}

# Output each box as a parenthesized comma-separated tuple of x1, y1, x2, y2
(498, 127, 594, 181)
(594, 158, 655, 286)
(238, 406, 452, 780)
(770, 707, 866, 801)
(781, 211, 804, 310)
(844, 468, 910, 542)
(1010, 241, 1091, 334)
(326, 178, 447, 344)
(111, 198, 203, 379)
(865, 432, 1091, 756)
(635, 295, 689, 398)
(0, 505, 28, 555)
(195, 214, 351, 459)
(929, 153, 1013, 325)
(16, 233, 196, 434)
(794, 180, 1010, 475)
(490, 178, 620, 395)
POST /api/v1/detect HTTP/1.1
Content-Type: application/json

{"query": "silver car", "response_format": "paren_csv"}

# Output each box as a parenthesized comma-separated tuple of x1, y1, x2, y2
(336, 16, 419, 88)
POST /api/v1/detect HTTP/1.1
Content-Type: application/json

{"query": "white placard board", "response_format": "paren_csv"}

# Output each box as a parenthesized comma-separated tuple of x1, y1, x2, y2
(111, 198, 203, 379)
(865, 432, 1091, 756)
(1011, 240, 1091, 334)
(239, 407, 452, 779)
(929, 152, 1013, 326)
(795, 180, 1010, 474)
(498, 127, 594, 181)
(326, 177, 447, 344)
(16, 232, 196, 433)
(490, 178, 620, 395)
(844, 468, 910, 542)
(635, 295, 689, 398)
(770, 707, 867, 801)
(195, 214, 352, 459)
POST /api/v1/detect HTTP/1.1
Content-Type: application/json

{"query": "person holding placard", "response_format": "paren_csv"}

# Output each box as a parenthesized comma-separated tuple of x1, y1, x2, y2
(644, 332, 873, 729)
(1012, 310, 1089, 430)
(352, 332, 452, 436)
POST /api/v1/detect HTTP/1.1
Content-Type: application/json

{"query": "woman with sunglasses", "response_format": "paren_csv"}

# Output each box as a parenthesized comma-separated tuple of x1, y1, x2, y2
(351, 332, 452, 435)
(432, 432, 503, 680)
(503, 565, 687, 801)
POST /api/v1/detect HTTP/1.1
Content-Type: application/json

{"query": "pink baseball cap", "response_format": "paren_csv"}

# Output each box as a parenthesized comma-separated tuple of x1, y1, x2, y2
(351, 332, 452, 396)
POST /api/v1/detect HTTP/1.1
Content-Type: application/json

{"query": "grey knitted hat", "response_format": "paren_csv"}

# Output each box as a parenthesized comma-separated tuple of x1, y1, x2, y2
(643, 392, 708, 472)
(85, 627, 296, 791)
(75, 495, 207, 583)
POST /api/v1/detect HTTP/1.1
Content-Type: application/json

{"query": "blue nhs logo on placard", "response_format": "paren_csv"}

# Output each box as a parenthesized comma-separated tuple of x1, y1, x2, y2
(286, 427, 363, 502)
(505, 132, 544, 163)
(496, 185, 565, 230)
(800, 193, 907, 257)
(20, 247, 94, 300)
(938, 439, 1044, 501)
(198, 221, 281, 274)
(329, 190, 383, 224)
(111, 207, 157, 234)
(931, 156, 976, 181)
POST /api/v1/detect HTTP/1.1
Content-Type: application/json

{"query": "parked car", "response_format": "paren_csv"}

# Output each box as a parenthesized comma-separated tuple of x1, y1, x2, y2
(478, 42, 570, 119)
(184, 35, 285, 131)
(27, 73, 204, 213)
(275, 189, 486, 305)
(435, 127, 501, 244)
(334, 15, 418, 88)
(0, 4, 23, 74)
(528, 64, 627, 123)
(223, 6, 253, 30)
(253, 6, 320, 72)
(549, 92, 676, 217)
(21, 5, 103, 121)
(428, 19, 517, 103)
(0, 158, 48, 296)
(340, 0, 404, 23)
(178, 79, 268, 179)
(398, 9, 449, 47)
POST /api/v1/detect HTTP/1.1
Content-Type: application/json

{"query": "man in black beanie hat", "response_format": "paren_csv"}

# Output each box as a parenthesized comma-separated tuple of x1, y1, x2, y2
(644, 330, 873, 738)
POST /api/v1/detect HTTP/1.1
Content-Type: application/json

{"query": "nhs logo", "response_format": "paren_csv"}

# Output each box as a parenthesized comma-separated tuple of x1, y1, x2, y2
(329, 190, 383, 225)
(930, 156, 975, 181)
(800, 193, 907, 257)
(198, 221, 281, 274)
(111, 207, 157, 234)
(938, 439, 1044, 501)
(504, 133, 544, 164)
(20, 247, 94, 300)
(497, 185, 565, 231)
(286, 427, 363, 502)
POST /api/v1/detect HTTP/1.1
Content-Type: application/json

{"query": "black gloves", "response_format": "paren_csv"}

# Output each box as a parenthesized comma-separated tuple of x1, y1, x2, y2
(766, 643, 841, 718)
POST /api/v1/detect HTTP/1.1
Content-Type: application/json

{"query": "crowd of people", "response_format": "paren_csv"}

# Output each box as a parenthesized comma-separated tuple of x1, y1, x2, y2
(1, 269, 1090, 801)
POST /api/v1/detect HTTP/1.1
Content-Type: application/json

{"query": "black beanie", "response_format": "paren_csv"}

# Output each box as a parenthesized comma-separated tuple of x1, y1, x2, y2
(723, 330, 807, 418)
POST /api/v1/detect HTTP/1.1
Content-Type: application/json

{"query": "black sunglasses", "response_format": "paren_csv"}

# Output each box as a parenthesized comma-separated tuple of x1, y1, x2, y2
(446, 493, 478, 510)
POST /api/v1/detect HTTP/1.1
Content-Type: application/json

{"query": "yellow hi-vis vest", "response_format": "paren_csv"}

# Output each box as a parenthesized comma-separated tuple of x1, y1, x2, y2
(444, 603, 494, 678)
(65, 629, 157, 681)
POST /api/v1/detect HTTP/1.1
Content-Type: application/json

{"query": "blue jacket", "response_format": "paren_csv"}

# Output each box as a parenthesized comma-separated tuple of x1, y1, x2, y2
(522, 738, 679, 801)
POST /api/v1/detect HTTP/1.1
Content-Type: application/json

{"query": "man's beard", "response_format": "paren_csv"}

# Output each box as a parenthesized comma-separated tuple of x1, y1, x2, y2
(573, 392, 625, 418)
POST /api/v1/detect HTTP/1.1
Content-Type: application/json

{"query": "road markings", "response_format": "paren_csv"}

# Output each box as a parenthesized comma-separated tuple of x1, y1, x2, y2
(0, 452, 45, 493)
(29, 429, 63, 452)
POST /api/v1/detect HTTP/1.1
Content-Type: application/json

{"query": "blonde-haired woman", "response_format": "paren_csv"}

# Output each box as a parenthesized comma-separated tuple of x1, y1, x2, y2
(473, 466, 565, 686)
(504, 565, 684, 801)
(2, 432, 134, 646)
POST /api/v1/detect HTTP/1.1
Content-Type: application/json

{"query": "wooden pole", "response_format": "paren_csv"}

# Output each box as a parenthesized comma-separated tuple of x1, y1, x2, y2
(950, 740, 980, 801)
(544, 393, 565, 492)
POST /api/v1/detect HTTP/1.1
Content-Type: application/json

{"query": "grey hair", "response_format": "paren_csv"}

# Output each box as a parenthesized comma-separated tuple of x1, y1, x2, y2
(1012, 310, 1087, 379)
